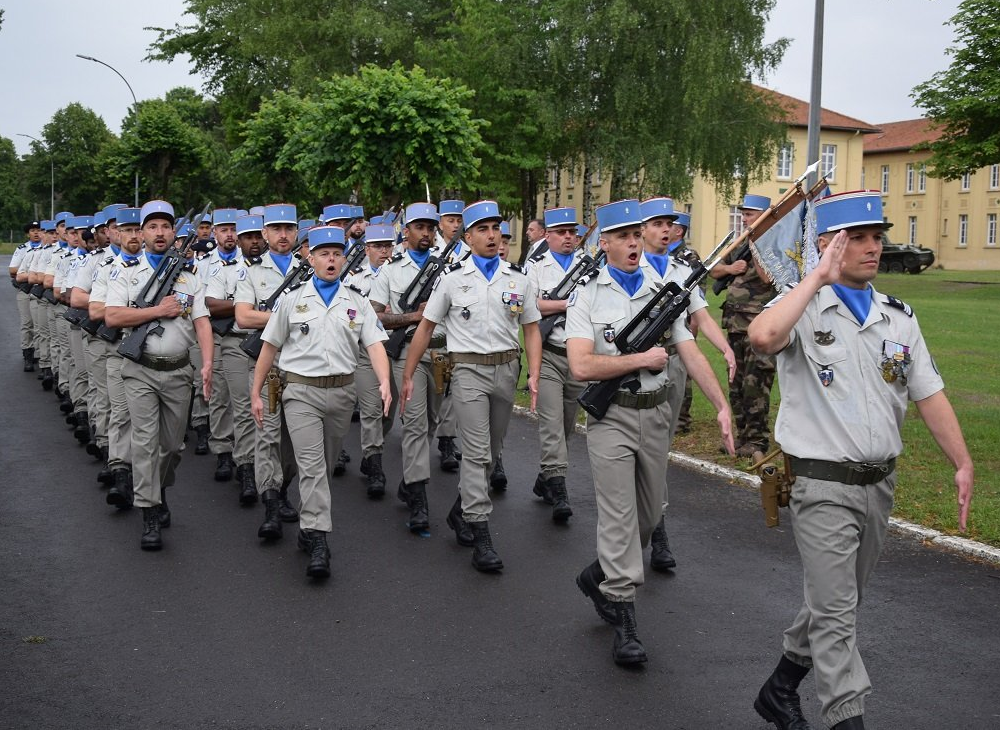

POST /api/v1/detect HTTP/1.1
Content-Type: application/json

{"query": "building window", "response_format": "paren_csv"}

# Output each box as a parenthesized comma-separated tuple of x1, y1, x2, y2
(592, 167, 603, 186)
(908, 216, 917, 244)
(729, 206, 745, 236)
(567, 166, 576, 188)
(988, 214, 997, 247)
(906, 163, 915, 193)
(991, 164, 1000, 190)
(881, 165, 890, 194)
(548, 166, 558, 189)
(958, 215, 968, 247)
(918, 164, 927, 193)
(960, 172, 971, 191)
(821, 144, 837, 181)
(777, 144, 793, 179)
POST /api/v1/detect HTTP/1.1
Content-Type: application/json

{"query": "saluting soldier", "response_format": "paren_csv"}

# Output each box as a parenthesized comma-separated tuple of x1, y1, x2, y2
(402, 200, 542, 573)
(10, 220, 41, 371)
(105, 200, 214, 551)
(526, 206, 588, 523)
(566, 199, 733, 665)
(343, 223, 395, 498)
(369, 203, 445, 534)
(433, 199, 465, 473)
(748, 191, 974, 730)
(234, 203, 302, 535)
(250, 225, 391, 579)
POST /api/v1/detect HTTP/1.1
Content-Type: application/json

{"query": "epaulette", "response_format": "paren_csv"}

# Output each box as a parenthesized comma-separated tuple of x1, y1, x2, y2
(507, 262, 525, 274)
(89, 248, 105, 257)
(16, 243, 29, 250)
(387, 252, 405, 264)
(122, 258, 141, 268)
(444, 262, 462, 273)
(346, 283, 364, 295)
(99, 258, 116, 268)
(183, 261, 197, 274)
(528, 252, 547, 264)
(246, 256, 263, 266)
(286, 280, 305, 292)
(884, 295, 913, 317)
(350, 266, 365, 276)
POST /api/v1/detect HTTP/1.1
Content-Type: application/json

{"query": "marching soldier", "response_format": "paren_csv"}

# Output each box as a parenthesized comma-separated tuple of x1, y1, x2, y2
(250, 225, 391, 579)
(10, 221, 41, 371)
(105, 200, 215, 551)
(234, 203, 302, 535)
(402, 200, 542, 573)
(343, 223, 395, 498)
(59, 216, 93, 445)
(748, 191, 974, 730)
(566, 199, 733, 665)
(26, 219, 60, 389)
(666, 212, 697, 434)
(434, 199, 465, 473)
(526, 206, 588, 522)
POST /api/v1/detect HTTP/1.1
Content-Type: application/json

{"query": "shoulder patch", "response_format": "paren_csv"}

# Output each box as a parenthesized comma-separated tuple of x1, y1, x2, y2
(884, 295, 913, 317)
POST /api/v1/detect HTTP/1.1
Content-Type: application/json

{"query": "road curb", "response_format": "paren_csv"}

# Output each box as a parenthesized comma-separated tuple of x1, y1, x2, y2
(512, 405, 1000, 565)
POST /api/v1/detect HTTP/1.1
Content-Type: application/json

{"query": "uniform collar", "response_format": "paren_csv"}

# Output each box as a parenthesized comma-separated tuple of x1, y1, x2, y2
(595, 264, 653, 299)
(817, 283, 884, 329)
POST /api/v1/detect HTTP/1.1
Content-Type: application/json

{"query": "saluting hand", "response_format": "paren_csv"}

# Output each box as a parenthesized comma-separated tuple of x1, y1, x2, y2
(815, 229, 848, 286)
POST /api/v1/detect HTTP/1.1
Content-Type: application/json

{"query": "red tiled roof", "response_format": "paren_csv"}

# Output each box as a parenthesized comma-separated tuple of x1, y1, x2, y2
(756, 87, 880, 133)
(863, 118, 943, 152)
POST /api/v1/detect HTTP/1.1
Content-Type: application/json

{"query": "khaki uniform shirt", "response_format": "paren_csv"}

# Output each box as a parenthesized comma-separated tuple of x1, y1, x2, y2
(638, 251, 708, 315)
(105, 253, 209, 358)
(30, 244, 57, 277)
(10, 243, 31, 271)
(343, 261, 380, 297)
(234, 251, 303, 310)
(527, 249, 583, 347)
(565, 267, 692, 393)
(262, 279, 387, 377)
(16, 246, 39, 276)
(71, 249, 111, 295)
(770, 285, 944, 463)
(422, 256, 540, 354)
(53, 248, 78, 291)
(204, 251, 249, 334)
(91, 253, 131, 304)
(368, 250, 445, 339)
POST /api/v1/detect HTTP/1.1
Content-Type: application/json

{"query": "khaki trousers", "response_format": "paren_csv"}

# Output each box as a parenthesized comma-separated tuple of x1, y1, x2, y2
(210, 335, 254, 465)
(355, 350, 391, 457)
(251, 365, 297, 493)
(536, 349, 584, 478)
(659, 353, 688, 515)
(189, 343, 209, 427)
(106, 351, 131, 468)
(122, 360, 190, 508)
(84, 335, 111, 448)
(450, 360, 517, 522)
(68, 324, 89, 409)
(391, 348, 439, 484)
(587, 401, 672, 601)
(17, 290, 34, 350)
(30, 299, 50, 367)
(782, 473, 895, 727)
(282, 382, 355, 532)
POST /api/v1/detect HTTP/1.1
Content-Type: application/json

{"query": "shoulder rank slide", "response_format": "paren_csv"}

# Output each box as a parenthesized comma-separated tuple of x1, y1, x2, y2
(884, 295, 913, 317)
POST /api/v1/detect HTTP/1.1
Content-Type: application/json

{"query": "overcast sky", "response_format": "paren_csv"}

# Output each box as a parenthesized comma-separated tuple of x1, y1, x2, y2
(1, 0, 964, 156)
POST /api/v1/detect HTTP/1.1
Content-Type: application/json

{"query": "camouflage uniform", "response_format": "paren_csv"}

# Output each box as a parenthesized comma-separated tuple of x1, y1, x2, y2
(720, 256, 776, 452)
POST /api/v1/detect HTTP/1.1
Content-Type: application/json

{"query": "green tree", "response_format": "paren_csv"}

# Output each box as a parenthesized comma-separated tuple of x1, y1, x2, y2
(280, 63, 485, 208)
(911, 0, 1000, 178)
(0, 137, 32, 237)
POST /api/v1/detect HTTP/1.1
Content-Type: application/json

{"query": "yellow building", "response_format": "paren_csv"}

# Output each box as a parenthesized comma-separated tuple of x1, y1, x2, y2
(863, 118, 1000, 271)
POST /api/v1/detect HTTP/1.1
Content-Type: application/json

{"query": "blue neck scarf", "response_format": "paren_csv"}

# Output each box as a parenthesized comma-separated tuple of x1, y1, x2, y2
(58, 241, 68, 249)
(370, 264, 380, 275)
(832, 283, 873, 325)
(471, 253, 500, 281)
(407, 248, 431, 269)
(218, 247, 238, 262)
(608, 265, 644, 297)
(110, 244, 121, 257)
(313, 277, 340, 307)
(550, 250, 575, 271)
(122, 252, 139, 263)
(29, 241, 41, 249)
(645, 252, 669, 278)
(75, 247, 88, 257)
(270, 251, 293, 275)
(667, 240, 684, 254)
(145, 252, 165, 270)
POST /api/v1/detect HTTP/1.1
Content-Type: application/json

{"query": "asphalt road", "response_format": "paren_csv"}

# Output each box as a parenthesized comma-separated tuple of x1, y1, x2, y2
(1, 267, 998, 730)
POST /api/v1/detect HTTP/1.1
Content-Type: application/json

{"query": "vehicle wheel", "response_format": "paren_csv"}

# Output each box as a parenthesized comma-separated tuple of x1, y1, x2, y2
(889, 261, 904, 273)
(908, 267, 922, 275)
(903, 254, 918, 269)
(878, 261, 888, 273)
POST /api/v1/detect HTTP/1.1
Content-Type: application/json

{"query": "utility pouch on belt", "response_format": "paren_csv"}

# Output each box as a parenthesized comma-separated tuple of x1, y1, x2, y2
(431, 350, 453, 396)
(266, 367, 283, 414)
(751, 448, 794, 528)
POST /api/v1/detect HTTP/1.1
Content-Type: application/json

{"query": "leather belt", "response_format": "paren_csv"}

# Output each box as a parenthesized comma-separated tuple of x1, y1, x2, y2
(224, 331, 248, 340)
(285, 372, 355, 388)
(612, 385, 668, 410)
(405, 331, 447, 349)
(449, 349, 519, 366)
(138, 353, 191, 372)
(788, 456, 896, 486)
(542, 342, 567, 357)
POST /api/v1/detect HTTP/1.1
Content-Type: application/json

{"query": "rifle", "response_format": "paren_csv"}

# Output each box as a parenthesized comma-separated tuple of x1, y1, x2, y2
(117, 203, 211, 363)
(578, 166, 825, 420)
(339, 237, 369, 281)
(383, 230, 463, 360)
(239, 254, 312, 360)
(538, 248, 606, 343)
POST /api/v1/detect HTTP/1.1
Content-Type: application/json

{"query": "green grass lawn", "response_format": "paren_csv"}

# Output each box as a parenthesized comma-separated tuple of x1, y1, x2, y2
(518, 268, 1000, 547)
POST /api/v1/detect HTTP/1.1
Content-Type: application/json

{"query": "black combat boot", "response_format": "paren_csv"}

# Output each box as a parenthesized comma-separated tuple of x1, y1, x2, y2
(333, 449, 350, 476)
(59, 392, 74, 413)
(546, 476, 572, 522)
(831, 717, 864, 729)
(438, 437, 459, 472)
(575, 560, 616, 624)
(194, 424, 210, 455)
(361, 453, 386, 499)
(141, 506, 162, 550)
(74, 412, 91, 444)
(532, 473, 554, 505)
(278, 484, 298, 522)
(397, 479, 408, 504)
(257, 489, 283, 539)
(96, 446, 113, 485)
(237, 464, 258, 505)
(86, 439, 102, 459)
(405, 480, 429, 533)
(446, 495, 474, 547)
(107, 468, 133, 509)
(298, 529, 331, 578)
(489, 456, 507, 491)
(22, 348, 35, 372)
(612, 601, 647, 666)
(41, 367, 53, 391)
(158, 487, 171, 528)
(754, 656, 814, 730)
(214, 452, 234, 482)
(649, 517, 677, 571)
(470, 521, 503, 572)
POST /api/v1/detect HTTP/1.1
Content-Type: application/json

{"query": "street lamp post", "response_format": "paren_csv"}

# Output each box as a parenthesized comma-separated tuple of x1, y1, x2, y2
(75, 54, 140, 207)
(17, 133, 54, 219)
